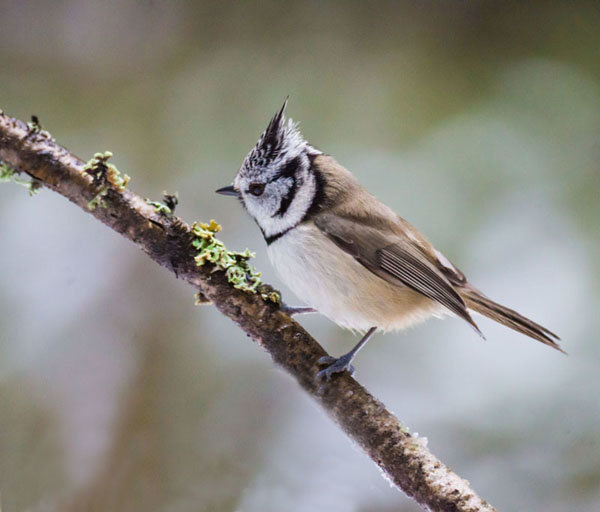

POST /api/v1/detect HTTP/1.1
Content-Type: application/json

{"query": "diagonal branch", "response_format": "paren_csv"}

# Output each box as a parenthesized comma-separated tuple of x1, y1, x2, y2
(0, 110, 495, 512)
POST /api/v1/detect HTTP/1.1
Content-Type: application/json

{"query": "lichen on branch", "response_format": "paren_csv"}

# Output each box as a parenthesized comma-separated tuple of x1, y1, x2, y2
(0, 160, 41, 195)
(82, 151, 130, 210)
(191, 220, 262, 293)
(82, 151, 130, 191)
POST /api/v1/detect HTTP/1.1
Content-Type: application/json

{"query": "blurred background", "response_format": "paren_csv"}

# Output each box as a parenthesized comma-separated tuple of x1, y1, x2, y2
(1, 1, 599, 511)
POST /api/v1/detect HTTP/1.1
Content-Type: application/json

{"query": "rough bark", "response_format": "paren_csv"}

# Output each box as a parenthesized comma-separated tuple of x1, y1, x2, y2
(0, 110, 496, 512)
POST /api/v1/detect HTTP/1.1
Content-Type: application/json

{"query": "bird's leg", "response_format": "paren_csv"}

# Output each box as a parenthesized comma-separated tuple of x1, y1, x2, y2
(280, 303, 317, 316)
(317, 327, 377, 380)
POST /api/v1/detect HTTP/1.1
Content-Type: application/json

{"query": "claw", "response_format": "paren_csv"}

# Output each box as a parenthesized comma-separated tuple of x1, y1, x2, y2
(317, 355, 336, 365)
(317, 354, 355, 380)
(315, 327, 376, 380)
(280, 304, 317, 316)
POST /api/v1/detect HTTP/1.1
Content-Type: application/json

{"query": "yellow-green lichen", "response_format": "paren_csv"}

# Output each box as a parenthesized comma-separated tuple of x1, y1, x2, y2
(29, 179, 42, 196)
(162, 192, 178, 212)
(191, 220, 262, 293)
(147, 192, 178, 216)
(257, 284, 282, 304)
(146, 199, 172, 215)
(87, 186, 108, 211)
(83, 152, 130, 190)
(27, 115, 42, 133)
(83, 151, 130, 211)
(0, 160, 41, 196)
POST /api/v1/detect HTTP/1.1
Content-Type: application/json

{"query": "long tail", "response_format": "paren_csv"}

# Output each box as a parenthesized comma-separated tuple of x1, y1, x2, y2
(459, 287, 564, 353)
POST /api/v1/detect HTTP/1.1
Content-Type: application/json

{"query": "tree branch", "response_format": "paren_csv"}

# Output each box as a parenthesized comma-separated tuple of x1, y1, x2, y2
(0, 110, 496, 512)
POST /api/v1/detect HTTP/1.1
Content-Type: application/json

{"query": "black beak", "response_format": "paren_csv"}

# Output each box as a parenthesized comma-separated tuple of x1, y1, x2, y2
(215, 185, 240, 197)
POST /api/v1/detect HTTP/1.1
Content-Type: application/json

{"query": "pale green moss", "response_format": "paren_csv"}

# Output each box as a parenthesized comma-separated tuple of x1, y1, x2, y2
(87, 186, 108, 210)
(28, 179, 42, 196)
(0, 161, 41, 196)
(146, 199, 172, 215)
(0, 161, 21, 183)
(191, 220, 262, 293)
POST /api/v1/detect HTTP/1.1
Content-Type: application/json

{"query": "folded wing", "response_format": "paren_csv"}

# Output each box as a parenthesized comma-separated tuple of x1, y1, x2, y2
(314, 212, 483, 336)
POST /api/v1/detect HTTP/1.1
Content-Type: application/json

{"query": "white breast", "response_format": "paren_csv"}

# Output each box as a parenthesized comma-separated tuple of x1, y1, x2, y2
(267, 223, 442, 332)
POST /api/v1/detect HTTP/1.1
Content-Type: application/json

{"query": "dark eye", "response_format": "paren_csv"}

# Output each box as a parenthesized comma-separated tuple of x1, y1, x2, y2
(248, 183, 265, 196)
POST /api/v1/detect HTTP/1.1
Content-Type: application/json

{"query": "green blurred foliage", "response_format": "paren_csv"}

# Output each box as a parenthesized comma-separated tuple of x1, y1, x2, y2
(1, 1, 599, 511)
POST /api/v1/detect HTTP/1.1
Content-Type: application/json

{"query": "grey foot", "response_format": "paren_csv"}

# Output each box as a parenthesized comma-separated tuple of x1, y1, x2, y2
(280, 304, 317, 316)
(317, 354, 355, 380)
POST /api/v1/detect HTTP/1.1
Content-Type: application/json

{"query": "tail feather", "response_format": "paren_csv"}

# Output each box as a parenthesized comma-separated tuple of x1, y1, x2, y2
(460, 287, 564, 354)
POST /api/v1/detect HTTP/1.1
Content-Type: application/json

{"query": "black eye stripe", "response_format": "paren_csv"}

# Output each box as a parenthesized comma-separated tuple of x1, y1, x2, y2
(269, 156, 301, 183)
(280, 156, 301, 177)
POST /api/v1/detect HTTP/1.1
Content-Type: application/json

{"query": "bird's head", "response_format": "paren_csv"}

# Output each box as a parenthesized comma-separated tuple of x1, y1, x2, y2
(216, 99, 322, 242)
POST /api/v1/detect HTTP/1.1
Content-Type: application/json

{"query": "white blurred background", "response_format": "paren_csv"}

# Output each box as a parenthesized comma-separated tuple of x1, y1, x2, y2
(1, 2, 599, 511)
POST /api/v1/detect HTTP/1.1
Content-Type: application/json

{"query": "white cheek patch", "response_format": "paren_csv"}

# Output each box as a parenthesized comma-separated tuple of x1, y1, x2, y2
(243, 190, 279, 221)
(270, 178, 295, 207)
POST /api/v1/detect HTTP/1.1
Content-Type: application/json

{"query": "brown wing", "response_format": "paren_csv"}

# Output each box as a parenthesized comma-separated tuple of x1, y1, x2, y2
(314, 212, 483, 336)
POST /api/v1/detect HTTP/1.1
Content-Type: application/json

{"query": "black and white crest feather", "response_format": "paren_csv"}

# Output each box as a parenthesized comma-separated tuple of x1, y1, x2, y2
(257, 98, 288, 162)
(240, 98, 315, 179)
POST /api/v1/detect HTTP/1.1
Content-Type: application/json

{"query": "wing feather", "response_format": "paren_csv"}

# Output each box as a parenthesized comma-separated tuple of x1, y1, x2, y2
(314, 213, 483, 336)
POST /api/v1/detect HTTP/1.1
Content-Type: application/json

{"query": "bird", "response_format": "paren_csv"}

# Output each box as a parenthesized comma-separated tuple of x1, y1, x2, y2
(216, 100, 563, 379)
